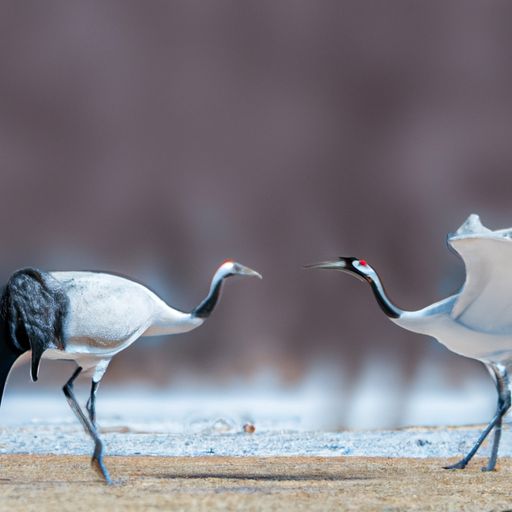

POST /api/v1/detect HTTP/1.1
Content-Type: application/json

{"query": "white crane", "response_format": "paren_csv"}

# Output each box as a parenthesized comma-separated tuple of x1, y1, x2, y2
(0, 260, 261, 483)
(308, 214, 512, 471)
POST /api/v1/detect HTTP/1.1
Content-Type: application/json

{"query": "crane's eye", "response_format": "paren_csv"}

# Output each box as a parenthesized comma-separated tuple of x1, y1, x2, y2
(359, 260, 368, 267)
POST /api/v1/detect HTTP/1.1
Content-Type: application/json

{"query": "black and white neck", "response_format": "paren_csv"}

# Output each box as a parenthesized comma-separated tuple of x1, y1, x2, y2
(306, 257, 403, 319)
(144, 260, 261, 337)
(192, 264, 230, 318)
(365, 268, 402, 319)
(192, 260, 262, 319)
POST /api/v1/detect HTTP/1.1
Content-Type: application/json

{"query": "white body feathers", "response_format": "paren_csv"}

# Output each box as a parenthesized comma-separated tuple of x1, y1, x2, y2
(35, 260, 262, 382)
(41, 271, 203, 379)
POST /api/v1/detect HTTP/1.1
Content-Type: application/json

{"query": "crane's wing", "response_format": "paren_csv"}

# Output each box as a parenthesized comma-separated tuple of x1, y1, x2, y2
(450, 214, 512, 334)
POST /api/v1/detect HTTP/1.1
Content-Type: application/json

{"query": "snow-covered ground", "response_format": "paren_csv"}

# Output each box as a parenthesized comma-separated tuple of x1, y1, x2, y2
(1, 421, 510, 459)
(0, 351, 505, 458)
(0, 387, 509, 458)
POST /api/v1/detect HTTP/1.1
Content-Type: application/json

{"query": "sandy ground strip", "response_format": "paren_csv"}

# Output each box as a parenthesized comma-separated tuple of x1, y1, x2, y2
(1, 455, 512, 511)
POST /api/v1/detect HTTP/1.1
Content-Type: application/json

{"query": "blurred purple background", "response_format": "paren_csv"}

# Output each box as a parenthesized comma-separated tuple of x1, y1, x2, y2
(1, 0, 512, 428)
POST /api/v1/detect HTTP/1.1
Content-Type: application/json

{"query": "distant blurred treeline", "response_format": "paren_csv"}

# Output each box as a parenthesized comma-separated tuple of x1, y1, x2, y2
(0, 1, 510, 416)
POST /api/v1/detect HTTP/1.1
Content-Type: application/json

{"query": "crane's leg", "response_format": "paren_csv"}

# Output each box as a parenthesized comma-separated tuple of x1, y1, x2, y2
(444, 365, 510, 471)
(86, 380, 99, 427)
(482, 366, 510, 472)
(85, 360, 109, 429)
(62, 366, 112, 484)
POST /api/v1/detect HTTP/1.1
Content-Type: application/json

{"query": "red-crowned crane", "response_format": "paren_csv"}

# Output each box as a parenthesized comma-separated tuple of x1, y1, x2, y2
(308, 214, 512, 472)
(0, 260, 261, 483)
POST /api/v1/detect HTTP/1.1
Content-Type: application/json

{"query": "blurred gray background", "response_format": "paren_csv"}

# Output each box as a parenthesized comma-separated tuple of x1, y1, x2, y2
(1, 0, 511, 429)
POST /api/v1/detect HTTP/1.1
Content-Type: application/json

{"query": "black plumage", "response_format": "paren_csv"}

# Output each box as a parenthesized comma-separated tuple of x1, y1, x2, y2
(0, 268, 68, 390)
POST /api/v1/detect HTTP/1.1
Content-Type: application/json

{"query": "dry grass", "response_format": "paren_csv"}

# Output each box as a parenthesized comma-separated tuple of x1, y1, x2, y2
(0, 455, 511, 511)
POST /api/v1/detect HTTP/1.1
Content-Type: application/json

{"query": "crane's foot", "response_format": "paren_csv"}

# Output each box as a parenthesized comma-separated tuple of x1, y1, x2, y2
(481, 459, 497, 472)
(443, 460, 467, 470)
(482, 431, 500, 472)
(91, 442, 112, 484)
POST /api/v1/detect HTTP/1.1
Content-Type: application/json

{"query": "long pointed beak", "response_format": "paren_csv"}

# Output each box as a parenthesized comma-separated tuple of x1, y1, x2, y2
(236, 264, 263, 279)
(304, 260, 346, 270)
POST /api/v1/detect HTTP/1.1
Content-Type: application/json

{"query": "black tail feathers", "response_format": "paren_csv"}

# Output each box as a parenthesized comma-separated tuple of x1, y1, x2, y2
(0, 268, 68, 385)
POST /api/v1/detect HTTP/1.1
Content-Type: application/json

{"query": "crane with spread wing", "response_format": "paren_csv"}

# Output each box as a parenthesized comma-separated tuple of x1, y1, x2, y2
(308, 214, 512, 471)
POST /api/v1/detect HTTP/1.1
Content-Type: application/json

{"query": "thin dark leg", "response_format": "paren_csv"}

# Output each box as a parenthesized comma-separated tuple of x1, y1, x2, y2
(62, 367, 112, 484)
(443, 408, 506, 470)
(483, 368, 510, 472)
(444, 366, 510, 471)
(484, 416, 503, 471)
(86, 380, 99, 428)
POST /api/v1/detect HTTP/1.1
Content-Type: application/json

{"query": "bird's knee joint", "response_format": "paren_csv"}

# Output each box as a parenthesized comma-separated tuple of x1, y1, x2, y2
(94, 440, 104, 454)
(499, 399, 511, 415)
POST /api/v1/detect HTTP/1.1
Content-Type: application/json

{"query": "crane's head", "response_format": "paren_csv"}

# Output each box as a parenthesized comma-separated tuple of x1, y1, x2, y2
(217, 260, 262, 280)
(305, 257, 375, 282)
(305, 257, 402, 319)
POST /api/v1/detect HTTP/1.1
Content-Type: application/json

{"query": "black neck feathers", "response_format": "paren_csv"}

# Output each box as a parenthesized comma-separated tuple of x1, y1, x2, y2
(192, 277, 225, 319)
(366, 276, 402, 319)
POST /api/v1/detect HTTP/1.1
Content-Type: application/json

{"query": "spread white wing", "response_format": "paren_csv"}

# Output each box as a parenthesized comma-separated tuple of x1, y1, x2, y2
(450, 214, 512, 334)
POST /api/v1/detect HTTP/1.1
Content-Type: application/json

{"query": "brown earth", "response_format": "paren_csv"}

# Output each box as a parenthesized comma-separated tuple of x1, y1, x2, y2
(0, 455, 511, 511)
